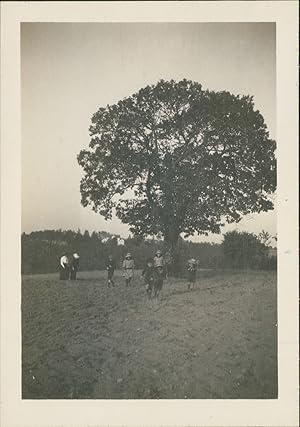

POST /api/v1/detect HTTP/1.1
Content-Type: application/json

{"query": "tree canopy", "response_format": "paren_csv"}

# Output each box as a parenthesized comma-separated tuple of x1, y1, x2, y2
(78, 79, 276, 250)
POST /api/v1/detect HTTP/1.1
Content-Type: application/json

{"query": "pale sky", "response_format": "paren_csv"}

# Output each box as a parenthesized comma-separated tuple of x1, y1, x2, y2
(21, 23, 276, 244)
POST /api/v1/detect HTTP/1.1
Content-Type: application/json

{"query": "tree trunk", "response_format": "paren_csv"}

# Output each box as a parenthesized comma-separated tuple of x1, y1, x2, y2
(164, 229, 181, 277)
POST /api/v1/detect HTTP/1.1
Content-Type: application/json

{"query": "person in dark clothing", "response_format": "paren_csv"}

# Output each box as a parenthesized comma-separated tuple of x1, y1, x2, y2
(107, 255, 116, 287)
(70, 253, 80, 280)
(141, 258, 156, 299)
(59, 253, 70, 280)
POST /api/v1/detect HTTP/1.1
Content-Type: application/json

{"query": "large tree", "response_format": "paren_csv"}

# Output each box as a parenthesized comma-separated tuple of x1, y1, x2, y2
(78, 79, 276, 259)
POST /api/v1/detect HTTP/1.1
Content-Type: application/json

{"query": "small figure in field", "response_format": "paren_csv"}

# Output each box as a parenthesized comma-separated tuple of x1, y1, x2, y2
(59, 252, 71, 280)
(70, 253, 80, 280)
(187, 258, 197, 290)
(141, 258, 155, 299)
(106, 255, 115, 287)
(122, 253, 135, 287)
(153, 250, 165, 297)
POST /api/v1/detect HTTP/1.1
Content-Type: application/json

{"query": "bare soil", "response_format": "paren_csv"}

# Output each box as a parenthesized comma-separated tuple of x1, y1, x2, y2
(22, 269, 277, 399)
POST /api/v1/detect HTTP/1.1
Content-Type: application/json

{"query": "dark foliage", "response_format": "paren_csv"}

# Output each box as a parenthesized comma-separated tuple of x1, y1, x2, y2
(22, 229, 276, 275)
(78, 79, 276, 257)
(222, 230, 276, 270)
(21, 229, 223, 275)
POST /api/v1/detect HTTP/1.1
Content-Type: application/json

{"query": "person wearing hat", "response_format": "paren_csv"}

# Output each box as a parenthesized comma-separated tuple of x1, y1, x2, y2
(153, 250, 165, 297)
(187, 258, 197, 290)
(153, 250, 164, 266)
(59, 252, 70, 280)
(70, 252, 80, 280)
(122, 253, 135, 286)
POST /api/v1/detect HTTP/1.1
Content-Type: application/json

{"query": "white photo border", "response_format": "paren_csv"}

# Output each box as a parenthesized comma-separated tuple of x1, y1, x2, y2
(1, 1, 298, 426)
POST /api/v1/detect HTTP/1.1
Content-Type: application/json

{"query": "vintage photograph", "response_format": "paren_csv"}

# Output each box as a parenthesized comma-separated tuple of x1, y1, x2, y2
(21, 22, 278, 399)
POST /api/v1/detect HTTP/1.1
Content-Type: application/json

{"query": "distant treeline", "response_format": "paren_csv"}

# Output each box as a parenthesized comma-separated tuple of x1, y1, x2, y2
(21, 229, 223, 274)
(21, 229, 276, 275)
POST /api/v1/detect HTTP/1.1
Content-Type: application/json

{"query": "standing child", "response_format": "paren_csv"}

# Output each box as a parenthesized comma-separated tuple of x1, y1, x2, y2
(187, 258, 197, 290)
(141, 258, 155, 299)
(153, 250, 165, 297)
(122, 253, 135, 287)
(106, 255, 115, 287)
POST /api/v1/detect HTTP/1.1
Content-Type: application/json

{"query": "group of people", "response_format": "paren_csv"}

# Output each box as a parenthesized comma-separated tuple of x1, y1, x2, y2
(59, 249, 198, 298)
(107, 250, 198, 299)
(59, 252, 80, 280)
(105, 250, 167, 298)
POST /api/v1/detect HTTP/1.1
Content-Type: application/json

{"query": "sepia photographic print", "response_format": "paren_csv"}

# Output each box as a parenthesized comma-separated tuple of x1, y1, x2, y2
(21, 21, 279, 401)
(1, 2, 298, 427)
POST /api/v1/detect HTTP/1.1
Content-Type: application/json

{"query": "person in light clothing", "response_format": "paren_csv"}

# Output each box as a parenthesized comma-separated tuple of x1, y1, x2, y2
(153, 250, 165, 296)
(153, 250, 164, 268)
(122, 253, 135, 287)
(187, 258, 197, 290)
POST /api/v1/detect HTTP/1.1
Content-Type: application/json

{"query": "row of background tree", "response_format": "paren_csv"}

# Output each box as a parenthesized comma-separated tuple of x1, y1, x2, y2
(21, 229, 276, 275)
